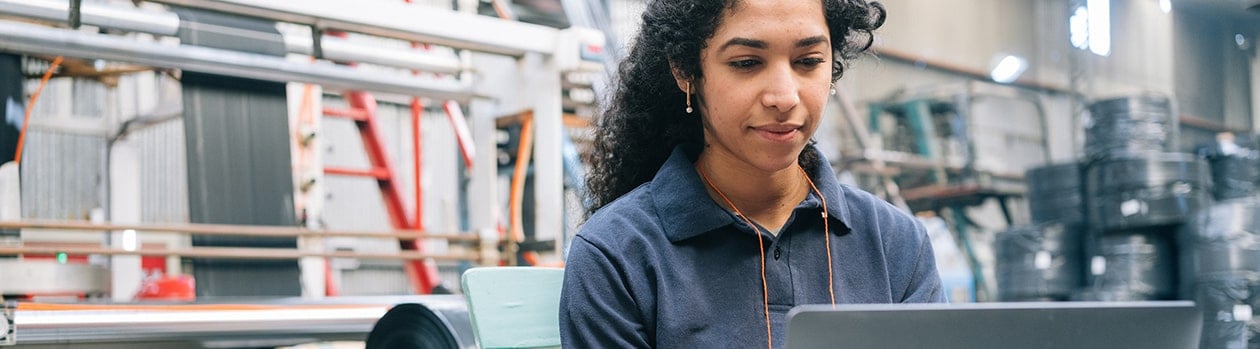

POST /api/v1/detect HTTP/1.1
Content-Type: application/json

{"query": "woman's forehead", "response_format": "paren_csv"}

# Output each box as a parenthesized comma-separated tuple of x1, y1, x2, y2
(711, 0, 829, 46)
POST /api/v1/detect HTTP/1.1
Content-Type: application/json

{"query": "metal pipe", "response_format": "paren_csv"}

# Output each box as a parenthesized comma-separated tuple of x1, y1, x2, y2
(0, 219, 479, 242)
(12, 296, 471, 346)
(284, 33, 463, 75)
(0, 0, 466, 74)
(0, 0, 180, 36)
(0, 245, 479, 262)
(146, 0, 559, 57)
(0, 20, 476, 101)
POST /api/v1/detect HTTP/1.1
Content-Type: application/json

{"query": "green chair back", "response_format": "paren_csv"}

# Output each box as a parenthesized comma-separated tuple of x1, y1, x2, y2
(461, 267, 564, 349)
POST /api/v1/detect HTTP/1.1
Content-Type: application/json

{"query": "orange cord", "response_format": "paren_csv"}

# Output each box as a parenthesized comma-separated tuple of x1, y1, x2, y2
(509, 115, 539, 265)
(800, 167, 836, 307)
(696, 164, 836, 349)
(13, 56, 63, 165)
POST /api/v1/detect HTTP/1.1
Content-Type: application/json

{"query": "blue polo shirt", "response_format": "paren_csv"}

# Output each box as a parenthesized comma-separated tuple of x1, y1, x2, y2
(560, 144, 945, 348)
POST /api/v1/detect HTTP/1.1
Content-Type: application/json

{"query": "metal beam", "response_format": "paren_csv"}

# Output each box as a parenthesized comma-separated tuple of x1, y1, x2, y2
(147, 0, 560, 57)
(0, 0, 180, 36)
(283, 32, 463, 75)
(0, 20, 476, 101)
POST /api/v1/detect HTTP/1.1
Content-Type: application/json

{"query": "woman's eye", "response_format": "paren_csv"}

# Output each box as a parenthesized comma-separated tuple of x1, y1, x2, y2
(728, 60, 761, 69)
(797, 57, 827, 67)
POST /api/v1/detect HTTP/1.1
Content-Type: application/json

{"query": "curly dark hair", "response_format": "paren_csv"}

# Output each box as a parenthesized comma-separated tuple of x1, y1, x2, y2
(585, 0, 887, 215)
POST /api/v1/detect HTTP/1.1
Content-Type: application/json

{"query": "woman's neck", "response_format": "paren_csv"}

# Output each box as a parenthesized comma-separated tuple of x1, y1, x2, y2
(696, 151, 809, 232)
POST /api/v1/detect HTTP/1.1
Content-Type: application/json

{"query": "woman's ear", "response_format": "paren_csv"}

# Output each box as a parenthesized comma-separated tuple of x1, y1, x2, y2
(668, 60, 689, 93)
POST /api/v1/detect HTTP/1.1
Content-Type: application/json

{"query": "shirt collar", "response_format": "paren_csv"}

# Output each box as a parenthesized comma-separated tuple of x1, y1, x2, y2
(652, 144, 853, 243)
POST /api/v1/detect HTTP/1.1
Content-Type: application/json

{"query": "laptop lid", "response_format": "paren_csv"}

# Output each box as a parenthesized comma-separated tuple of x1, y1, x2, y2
(786, 301, 1200, 349)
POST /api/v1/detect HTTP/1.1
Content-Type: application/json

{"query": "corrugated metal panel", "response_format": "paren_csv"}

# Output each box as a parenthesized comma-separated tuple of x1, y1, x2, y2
(20, 130, 106, 220)
(136, 119, 188, 224)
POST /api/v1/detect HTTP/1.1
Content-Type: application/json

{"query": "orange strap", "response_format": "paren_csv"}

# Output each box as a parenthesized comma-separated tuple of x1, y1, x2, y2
(13, 56, 63, 165)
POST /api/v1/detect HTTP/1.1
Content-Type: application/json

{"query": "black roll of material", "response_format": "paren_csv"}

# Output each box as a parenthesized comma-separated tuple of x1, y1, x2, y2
(1180, 198, 1260, 293)
(1026, 162, 1085, 225)
(1197, 134, 1260, 201)
(1085, 94, 1178, 161)
(996, 223, 1083, 301)
(1192, 277, 1251, 349)
(1248, 282, 1260, 348)
(1181, 198, 1260, 348)
(366, 301, 476, 349)
(1071, 289, 1153, 302)
(1085, 231, 1177, 300)
(1086, 153, 1212, 231)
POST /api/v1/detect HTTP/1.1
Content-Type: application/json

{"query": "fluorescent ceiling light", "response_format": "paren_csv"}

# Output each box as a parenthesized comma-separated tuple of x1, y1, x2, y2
(1069, 6, 1089, 50)
(1087, 0, 1111, 56)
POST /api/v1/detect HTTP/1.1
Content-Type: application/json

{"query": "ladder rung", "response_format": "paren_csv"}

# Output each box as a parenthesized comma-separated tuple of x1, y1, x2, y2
(323, 107, 370, 121)
(325, 167, 391, 180)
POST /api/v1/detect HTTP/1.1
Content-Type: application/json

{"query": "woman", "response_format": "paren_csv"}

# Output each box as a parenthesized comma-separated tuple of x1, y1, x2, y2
(560, 0, 945, 347)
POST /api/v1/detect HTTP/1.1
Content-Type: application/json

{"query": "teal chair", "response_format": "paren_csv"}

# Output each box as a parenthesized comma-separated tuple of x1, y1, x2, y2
(461, 267, 564, 349)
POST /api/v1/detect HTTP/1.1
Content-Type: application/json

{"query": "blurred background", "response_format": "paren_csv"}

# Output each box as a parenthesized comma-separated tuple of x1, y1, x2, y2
(0, 0, 1257, 348)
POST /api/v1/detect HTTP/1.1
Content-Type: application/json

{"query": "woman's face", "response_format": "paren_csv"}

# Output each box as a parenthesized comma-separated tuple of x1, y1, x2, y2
(691, 0, 832, 174)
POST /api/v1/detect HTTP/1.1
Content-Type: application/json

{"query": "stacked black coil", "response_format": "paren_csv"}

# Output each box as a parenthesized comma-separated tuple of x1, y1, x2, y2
(1180, 199, 1260, 348)
(1197, 135, 1260, 201)
(996, 223, 1083, 301)
(1083, 231, 1179, 300)
(1085, 153, 1212, 231)
(1026, 162, 1085, 226)
(1085, 94, 1178, 161)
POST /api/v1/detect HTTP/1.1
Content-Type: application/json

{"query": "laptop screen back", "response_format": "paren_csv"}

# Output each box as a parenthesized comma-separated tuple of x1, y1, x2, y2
(786, 301, 1200, 349)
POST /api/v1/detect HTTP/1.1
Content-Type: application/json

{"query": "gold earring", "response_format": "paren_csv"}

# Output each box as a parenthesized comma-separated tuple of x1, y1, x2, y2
(685, 82, 694, 114)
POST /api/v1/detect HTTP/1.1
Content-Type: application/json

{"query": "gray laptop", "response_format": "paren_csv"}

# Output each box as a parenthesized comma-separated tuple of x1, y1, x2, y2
(786, 301, 1200, 349)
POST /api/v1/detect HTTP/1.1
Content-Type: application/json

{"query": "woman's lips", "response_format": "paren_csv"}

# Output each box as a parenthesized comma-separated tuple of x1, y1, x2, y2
(753, 125, 800, 142)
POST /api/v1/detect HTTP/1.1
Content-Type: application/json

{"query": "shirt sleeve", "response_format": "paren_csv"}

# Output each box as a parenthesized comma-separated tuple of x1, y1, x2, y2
(901, 221, 947, 303)
(560, 236, 651, 348)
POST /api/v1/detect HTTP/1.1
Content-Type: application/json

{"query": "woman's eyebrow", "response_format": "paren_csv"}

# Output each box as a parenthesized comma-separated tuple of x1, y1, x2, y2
(719, 37, 767, 51)
(719, 35, 829, 52)
(796, 35, 828, 48)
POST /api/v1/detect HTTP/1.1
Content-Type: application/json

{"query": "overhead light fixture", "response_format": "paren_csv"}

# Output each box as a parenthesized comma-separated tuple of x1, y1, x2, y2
(1087, 0, 1111, 56)
(1069, 1, 1112, 57)
(990, 55, 1028, 84)
(1159, 0, 1171, 13)
(1069, 6, 1090, 50)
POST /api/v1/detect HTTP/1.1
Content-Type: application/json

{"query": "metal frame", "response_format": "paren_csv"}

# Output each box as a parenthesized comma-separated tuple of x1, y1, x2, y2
(145, 0, 560, 56)
(0, 20, 475, 100)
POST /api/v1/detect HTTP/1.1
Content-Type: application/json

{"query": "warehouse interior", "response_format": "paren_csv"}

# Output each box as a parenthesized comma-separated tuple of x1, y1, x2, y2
(0, 0, 1258, 347)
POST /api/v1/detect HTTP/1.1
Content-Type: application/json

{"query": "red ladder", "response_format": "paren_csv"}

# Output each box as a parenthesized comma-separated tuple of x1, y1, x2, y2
(323, 91, 440, 294)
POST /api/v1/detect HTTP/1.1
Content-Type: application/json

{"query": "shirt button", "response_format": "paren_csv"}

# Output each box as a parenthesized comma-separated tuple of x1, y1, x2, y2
(773, 246, 781, 260)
